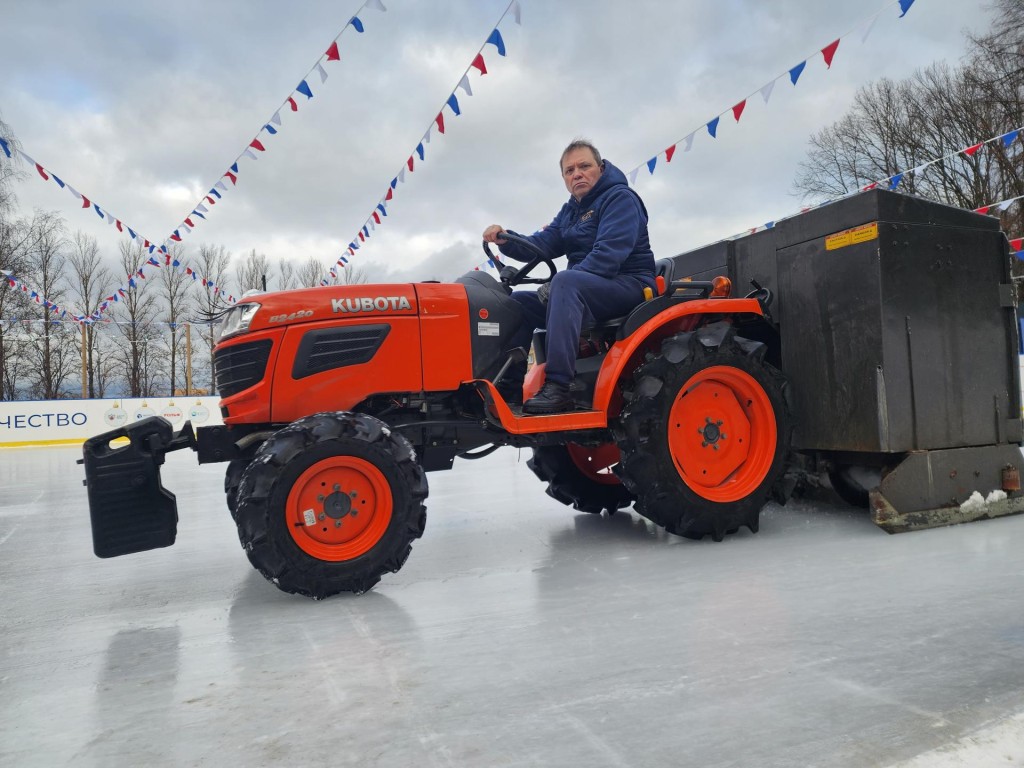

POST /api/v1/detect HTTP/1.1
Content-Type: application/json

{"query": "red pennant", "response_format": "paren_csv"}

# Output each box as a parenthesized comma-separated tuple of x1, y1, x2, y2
(205, 195, 216, 205)
(1010, 238, 1023, 251)
(35, 163, 49, 181)
(964, 142, 984, 157)
(862, 182, 879, 191)
(225, 171, 237, 185)
(326, 41, 340, 61)
(975, 205, 991, 215)
(372, 211, 381, 224)
(732, 100, 746, 122)
(470, 53, 487, 75)
(250, 139, 266, 152)
(822, 39, 840, 69)
(665, 145, 676, 163)
(115, 220, 123, 232)
(143, 240, 151, 248)
(288, 97, 298, 112)
(435, 112, 445, 134)
(81, 196, 91, 209)
(358, 231, 365, 242)
(407, 156, 414, 172)
(184, 217, 195, 227)
(385, 187, 394, 201)
(170, 233, 182, 242)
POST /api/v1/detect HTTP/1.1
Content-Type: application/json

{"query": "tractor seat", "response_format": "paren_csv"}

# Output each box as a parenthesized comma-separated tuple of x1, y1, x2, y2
(584, 258, 675, 334)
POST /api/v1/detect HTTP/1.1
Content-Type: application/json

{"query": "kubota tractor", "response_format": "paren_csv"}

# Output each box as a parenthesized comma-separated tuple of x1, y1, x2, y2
(82, 190, 1024, 598)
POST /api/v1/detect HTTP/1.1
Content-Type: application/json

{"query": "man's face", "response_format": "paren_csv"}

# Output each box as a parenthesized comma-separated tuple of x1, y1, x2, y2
(561, 148, 602, 201)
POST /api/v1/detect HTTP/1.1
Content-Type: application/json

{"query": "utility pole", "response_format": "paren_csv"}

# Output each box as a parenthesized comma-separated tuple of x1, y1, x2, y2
(80, 323, 87, 399)
(185, 322, 192, 396)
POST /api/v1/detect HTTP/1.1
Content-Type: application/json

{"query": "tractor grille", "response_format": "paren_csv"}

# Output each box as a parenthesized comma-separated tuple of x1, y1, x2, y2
(215, 339, 272, 398)
(292, 324, 391, 379)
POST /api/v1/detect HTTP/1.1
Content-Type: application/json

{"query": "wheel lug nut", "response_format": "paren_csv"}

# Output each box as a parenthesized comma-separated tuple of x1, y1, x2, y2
(333, 484, 341, 492)
(318, 512, 326, 521)
(317, 494, 325, 503)
(350, 491, 358, 498)
(334, 520, 342, 528)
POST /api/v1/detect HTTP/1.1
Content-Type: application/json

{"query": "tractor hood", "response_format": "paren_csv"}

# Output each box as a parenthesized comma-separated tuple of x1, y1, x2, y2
(220, 283, 419, 340)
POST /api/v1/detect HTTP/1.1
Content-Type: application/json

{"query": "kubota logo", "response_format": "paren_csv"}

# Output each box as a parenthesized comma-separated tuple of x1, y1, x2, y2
(332, 296, 412, 314)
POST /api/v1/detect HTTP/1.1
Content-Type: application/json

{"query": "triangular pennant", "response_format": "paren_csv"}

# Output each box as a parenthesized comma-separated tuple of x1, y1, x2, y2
(447, 94, 461, 116)
(486, 29, 506, 56)
(366, 0, 387, 10)
(665, 145, 676, 163)
(628, 168, 639, 186)
(407, 156, 414, 172)
(707, 117, 720, 138)
(861, 13, 879, 43)
(458, 75, 473, 96)
(821, 39, 840, 69)
(271, 111, 282, 126)
(887, 173, 904, 190)
(511, 0, 521, 23)
(416, 143, 425, 161)
(316, 63, 328, 84)
(351, 16, 364, 32)
(963, 142, 984, 157)
(436, 112, 446, 133)
(326, 41, 340, 61)
(760, 80, 776, 104)
(683, 133, 695, 151)
(898, 0, 915, 17)
(471, 53, 488, 75)
(732, 99, 746, 122)
(35, 163, 49, 181)
(288, 96, 298, 112)
(250, 139, 266, 151)
(0, 137, 10, 158)
(264, 123, 278, 135)
(1002, 129, 1020, 147)
(647, 157, 657, 174)
(789, 60, 807, 85)
(296, 80, 314, 99)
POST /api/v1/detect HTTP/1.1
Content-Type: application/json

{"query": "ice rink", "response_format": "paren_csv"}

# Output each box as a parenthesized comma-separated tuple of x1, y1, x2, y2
(2, 444, 1024, 767)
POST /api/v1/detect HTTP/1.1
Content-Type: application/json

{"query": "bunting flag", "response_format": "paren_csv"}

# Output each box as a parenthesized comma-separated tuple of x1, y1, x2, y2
(161, 0, 389, 248)
(626, 0, 916, 185)
(0, 143, 239, 320)
(320, 0, 521, 283)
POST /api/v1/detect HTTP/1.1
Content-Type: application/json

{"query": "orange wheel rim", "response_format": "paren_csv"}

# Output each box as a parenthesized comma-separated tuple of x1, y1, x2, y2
(286, 456, 393, 561)
(566, 442, 623, 486)
(667, 365, 777, 502)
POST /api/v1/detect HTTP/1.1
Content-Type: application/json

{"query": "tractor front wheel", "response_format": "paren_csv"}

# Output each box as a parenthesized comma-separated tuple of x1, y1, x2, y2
(234, 412, 427, 598)
(615, 330, 791, 540)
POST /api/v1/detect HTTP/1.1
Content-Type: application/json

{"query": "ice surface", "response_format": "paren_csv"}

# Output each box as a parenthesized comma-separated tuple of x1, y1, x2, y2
(2, 445, 1024, 767)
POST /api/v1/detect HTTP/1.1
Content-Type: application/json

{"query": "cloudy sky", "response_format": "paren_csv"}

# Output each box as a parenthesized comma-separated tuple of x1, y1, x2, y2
(0, 0, 999, 296)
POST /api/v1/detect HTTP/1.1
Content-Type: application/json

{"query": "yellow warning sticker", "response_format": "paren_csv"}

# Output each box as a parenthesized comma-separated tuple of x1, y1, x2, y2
(825, 222, 879, 251)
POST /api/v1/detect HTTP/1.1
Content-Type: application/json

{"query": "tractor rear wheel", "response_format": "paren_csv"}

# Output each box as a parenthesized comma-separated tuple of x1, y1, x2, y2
(528, 443, 635, 514)
(234, 412, 427, 598)
(224, 459, 248, 520)
(614, 330, 790, 540)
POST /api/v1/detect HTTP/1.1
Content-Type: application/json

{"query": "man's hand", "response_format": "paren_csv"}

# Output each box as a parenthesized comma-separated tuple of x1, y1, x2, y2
(482, 225, 507, 244)
(537, 282, 551, 305)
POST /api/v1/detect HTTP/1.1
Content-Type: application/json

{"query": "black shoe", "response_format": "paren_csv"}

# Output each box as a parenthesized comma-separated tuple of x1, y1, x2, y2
(523, 382, 574, 415)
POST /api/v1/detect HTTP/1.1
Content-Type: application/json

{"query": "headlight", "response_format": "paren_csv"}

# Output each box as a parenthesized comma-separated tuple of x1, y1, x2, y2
(219, 302, 261, 340)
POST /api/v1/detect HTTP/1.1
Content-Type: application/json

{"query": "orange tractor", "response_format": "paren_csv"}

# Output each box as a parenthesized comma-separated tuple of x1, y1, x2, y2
(83, 190, 1024, 598)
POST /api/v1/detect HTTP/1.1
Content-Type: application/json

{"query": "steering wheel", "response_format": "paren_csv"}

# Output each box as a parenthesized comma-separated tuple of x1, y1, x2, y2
(482, 230, 557, 288)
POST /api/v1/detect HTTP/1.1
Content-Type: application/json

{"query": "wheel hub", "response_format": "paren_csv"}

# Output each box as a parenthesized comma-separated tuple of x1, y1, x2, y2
(323, 488, 353, 520)
(700, 417, 725, 448)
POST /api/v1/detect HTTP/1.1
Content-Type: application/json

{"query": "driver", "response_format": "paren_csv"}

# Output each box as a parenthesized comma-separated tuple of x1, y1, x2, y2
(483, 139, 656, 414)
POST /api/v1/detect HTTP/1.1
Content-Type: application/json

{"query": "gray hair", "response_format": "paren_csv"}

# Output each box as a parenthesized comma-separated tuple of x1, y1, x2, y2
(559, 139, 602, 170)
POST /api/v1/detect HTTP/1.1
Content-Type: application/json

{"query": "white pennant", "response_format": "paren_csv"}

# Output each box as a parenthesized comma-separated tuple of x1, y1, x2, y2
(67, 185, 82, 200)
(216, 181, 228, 191)
(399, 167, 406, 183)
(423, 126, 432, 144)
(1000, 197, 1018, 211)
(243, 149, 257, 160)
(316, 63, 328, 84)
(683, 133, 696, 152)
(365, 0, 386, 11)
(628, 168, 639, 186)
(458, 75, 473, 96)
(760, 80, 775, 104)
(196, 203, 209, 213)
(105, 213, 115, 225)
(511, 0, 522, 24)
(271, 111, 282, 126)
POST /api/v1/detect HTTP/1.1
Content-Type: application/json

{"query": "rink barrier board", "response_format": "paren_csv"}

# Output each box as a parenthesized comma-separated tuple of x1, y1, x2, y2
(0, 396, 223, 448)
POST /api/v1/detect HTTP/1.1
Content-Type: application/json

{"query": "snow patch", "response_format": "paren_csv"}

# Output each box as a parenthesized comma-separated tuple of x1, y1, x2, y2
(960, 491, 986, 514)
(986, 489, 1008, 504)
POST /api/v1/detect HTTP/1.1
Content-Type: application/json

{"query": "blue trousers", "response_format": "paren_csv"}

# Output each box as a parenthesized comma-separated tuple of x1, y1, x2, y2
(510, 270, 647, 386)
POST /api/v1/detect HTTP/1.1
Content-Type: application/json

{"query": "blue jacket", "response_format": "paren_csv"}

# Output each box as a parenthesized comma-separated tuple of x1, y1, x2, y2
(499, 160, 656, 288)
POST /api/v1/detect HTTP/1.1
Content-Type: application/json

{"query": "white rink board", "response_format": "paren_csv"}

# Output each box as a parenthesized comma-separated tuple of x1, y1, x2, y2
(0, 396, 223, 447)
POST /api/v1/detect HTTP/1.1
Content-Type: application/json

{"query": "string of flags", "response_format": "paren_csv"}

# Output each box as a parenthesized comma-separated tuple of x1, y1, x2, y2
(322, 0, 522, 284)
(163, 0, 390, 250)
(1, 269, 73, 323)
(625, 0, 917, 186)
(732, 125, 1024, 238)
(0, 140, 238, 323)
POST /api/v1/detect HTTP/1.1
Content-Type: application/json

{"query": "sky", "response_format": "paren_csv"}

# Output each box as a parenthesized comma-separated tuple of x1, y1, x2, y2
(0, 0, 1001, 302)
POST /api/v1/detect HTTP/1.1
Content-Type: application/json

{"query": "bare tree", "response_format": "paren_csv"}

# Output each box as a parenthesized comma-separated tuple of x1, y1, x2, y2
(277, 258, 298, 291)
(110, 240, 161, 397)
(156, 245, 195, 396)
(23, 212, 77, 399)
(67, 231, 113, 398)
(296, 256, 324, 289)
(192, 243, 232, 393)
(237, 249, 269, 294)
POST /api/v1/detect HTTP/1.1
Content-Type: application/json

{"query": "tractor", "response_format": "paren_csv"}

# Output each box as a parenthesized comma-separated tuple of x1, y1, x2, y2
(82, 190, 1024, 598)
